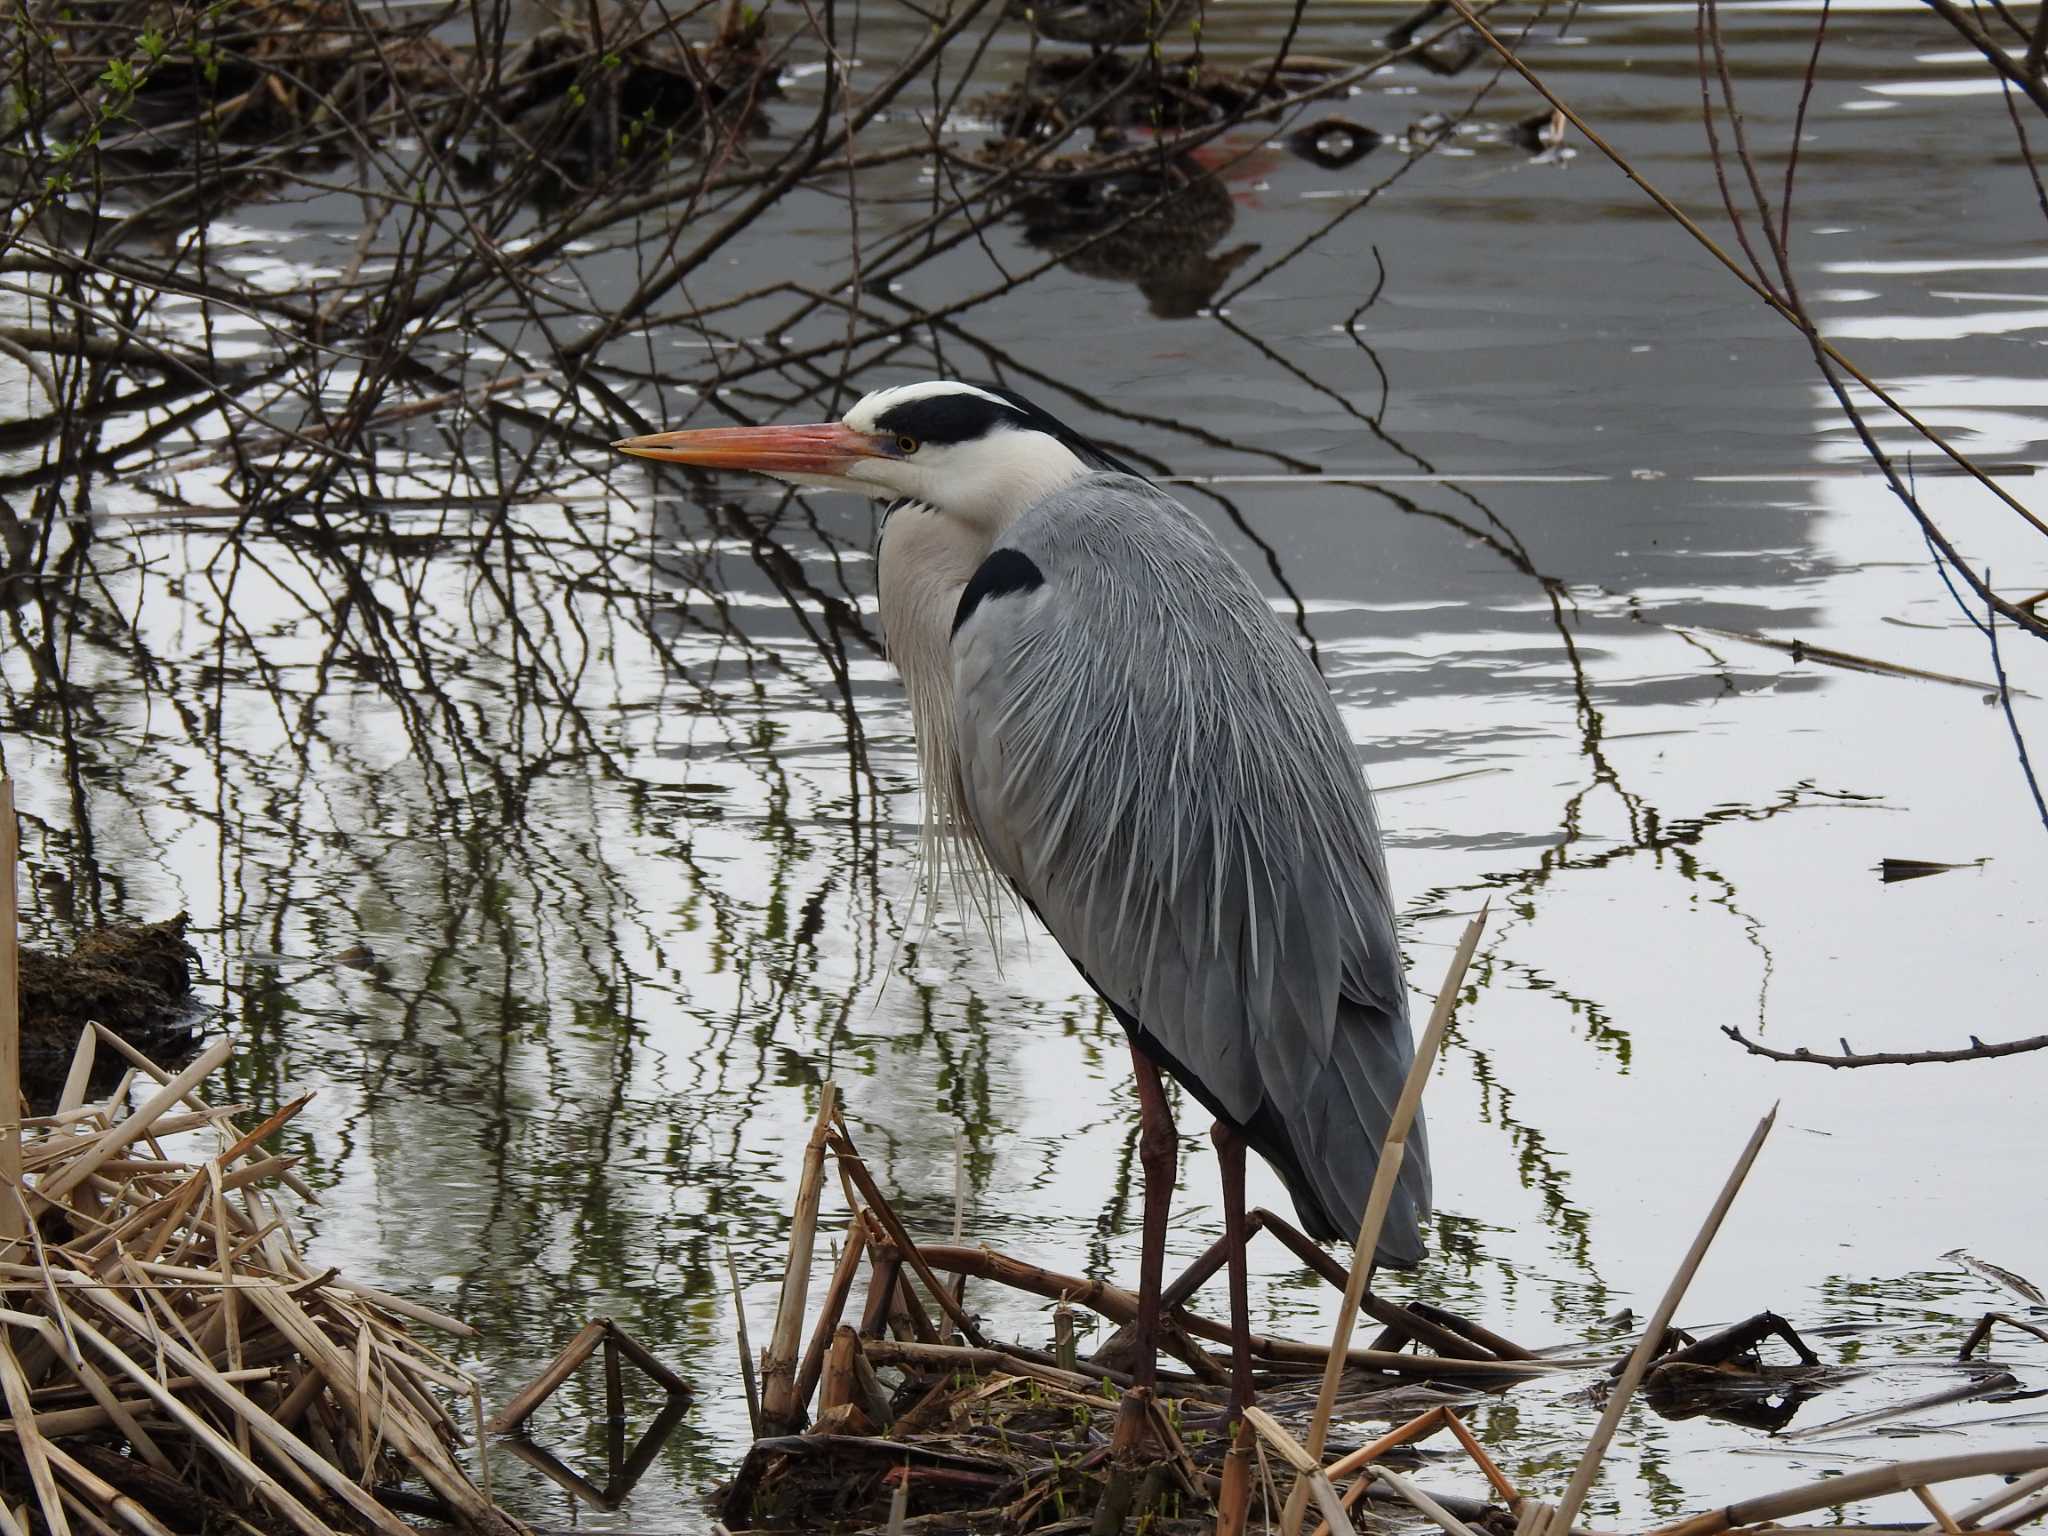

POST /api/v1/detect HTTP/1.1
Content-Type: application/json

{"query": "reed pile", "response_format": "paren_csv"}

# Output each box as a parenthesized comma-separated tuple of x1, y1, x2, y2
(715, 913, 2048, 1534)
(0, 1015, 525, 1536)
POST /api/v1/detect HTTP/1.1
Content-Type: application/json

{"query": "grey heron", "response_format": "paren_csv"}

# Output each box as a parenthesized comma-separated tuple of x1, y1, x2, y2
(615, 379, 1430, 1445)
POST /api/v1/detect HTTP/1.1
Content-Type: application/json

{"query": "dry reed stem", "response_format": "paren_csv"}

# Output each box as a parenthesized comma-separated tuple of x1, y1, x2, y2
(760, 1082, 838, 1431)
(1543, 1104, 1777, 1536)
(1242, 1405, 1355, 1534)
(1375, 1466, 1484, 1536)
(724, 1235, 762, 1437)
(1310, 1408, 1451, 1536)
(828, 1135, 987, 1348)
(1648, 1447, 2048, 1536)
(0, 780, 21, 1249)
(1444, 1408, 1519, 1504)
(1951, 1468, 2048, 1528)
(54, 1029, 94, 1122)
(1917, 1486, 1966, 1534)
(908, 1242, 1543, 1379)
(1323, 1405, 1448, 1483)
(486, 1318, 607, 1433)
(862, 1337, 1122, 1396)
(1285, 903, 1490, 1533)
(792, 1211, 870, 1421)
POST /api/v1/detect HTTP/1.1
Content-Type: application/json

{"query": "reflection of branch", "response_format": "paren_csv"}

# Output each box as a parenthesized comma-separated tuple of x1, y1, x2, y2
(1721, 1026, 2048, 1068)
(1443, 0, 2048, 641)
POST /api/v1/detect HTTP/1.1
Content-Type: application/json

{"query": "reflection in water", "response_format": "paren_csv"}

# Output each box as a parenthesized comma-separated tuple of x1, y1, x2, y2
(1012, 158, 1256, 318)
(2, 0, 2045, 1525)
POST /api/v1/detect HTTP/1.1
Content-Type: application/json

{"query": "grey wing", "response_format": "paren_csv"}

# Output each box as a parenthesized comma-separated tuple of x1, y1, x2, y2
(951, 474, 1431, 1264)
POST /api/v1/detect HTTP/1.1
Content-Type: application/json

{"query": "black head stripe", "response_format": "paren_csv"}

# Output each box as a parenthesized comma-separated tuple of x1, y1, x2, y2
(874, 391, 1027, 447)
(978, 384, 1138, 475)
(952, 548, 1045, 636)
(875, 383, 1137, 475)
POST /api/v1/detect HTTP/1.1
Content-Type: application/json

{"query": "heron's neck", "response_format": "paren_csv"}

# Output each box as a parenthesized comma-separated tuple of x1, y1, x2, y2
(877, 503, 1001, 922)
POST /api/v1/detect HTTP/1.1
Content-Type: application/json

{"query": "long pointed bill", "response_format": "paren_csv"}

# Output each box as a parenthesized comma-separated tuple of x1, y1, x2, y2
(612, 421, 889, 476)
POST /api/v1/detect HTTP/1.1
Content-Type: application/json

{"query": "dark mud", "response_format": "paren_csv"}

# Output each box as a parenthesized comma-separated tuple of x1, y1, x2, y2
(19, 914, 204, 1108)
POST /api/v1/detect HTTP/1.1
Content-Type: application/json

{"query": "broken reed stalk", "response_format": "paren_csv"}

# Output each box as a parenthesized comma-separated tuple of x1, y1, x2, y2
(1950, 1466, 2048, 1529)
(1541, 1103, 1779, 1536)
(1242, 1406, 1355, 1535)
(1647, 1446, 2048, 1536)
(724, 1235, 762, 1437)
(485, 1319, 607, 1433)
(1915, 1485, 1964, 1534)
(760, 1081, 838, 1432)
(792, 1211, 870, 1419)
(1282, 902, 1489, 1534)
(0, 778, 20, 1247)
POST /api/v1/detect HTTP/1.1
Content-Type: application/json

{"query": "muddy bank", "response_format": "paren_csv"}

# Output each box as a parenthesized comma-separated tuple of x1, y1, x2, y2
(18, 914, 204, 1108)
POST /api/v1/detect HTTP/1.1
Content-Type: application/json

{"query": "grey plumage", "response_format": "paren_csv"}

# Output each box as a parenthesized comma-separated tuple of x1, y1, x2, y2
(949, 472, 1430, 1263)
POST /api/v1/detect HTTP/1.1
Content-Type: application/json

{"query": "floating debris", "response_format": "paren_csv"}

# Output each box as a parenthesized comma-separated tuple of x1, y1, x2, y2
(1880, 856, 1989, 883)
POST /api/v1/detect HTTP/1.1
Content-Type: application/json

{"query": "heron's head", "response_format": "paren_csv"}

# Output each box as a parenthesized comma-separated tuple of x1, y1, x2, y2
(615, 380, 1127, 540)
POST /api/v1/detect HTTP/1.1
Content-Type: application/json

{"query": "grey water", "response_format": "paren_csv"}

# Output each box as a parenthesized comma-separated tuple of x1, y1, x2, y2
(3, 0, 2046, 1527)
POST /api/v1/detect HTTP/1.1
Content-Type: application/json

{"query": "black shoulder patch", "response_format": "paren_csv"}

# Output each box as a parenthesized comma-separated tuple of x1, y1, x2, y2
(952, 548, 1046, 636)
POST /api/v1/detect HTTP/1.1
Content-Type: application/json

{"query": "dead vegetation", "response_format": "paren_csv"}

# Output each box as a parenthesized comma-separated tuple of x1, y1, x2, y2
(703, 922, 2048, 1534)
(710, 1081, 2048, 1534)
(0, 1030, 526, 1536)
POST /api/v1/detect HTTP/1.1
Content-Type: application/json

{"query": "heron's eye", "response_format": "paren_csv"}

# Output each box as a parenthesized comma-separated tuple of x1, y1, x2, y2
(896, 435, 920, 455)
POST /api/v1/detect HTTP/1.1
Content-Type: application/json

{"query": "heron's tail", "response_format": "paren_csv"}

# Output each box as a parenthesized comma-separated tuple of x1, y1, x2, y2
(1270, 997, 1432, 1266)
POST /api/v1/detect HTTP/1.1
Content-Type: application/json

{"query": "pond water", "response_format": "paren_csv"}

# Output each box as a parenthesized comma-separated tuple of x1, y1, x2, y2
(3, 0, 2045, 1527)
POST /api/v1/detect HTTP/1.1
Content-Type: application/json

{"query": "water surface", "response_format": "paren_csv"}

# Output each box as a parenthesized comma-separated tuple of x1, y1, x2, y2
(3, 0, 2045, 1526)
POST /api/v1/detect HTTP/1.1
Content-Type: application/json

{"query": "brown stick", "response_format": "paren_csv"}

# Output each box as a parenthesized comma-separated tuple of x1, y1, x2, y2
(909, 1244, 1547, 1378)
(1286, 905, 1489, 1533)
(1650, 1448, 2048, 1536)
(1544, 1105, 1778, 1536)
(1722, 1025, 2048, 1069)
(485, 1318, 607, 1433)
(865, 1333, 1124, 1395)
(604, 1319, 690, 1397)
(858, 1250, 903, 1339)
(1444, 1408, 1521, 1505)
(829, 1134, 987, 1348)
(792, 1216, 870, 1422)
(0, 780, 20, 1250)
(1256, 1211, 1518, 1361)
(760, 1084, 839, 1432)
(1310, 1405, 1455, 1536)
(723, 1236, 761, 1438)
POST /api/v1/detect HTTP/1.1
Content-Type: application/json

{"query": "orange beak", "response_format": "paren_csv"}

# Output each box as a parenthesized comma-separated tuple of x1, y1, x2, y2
(611, 421, 891, 476)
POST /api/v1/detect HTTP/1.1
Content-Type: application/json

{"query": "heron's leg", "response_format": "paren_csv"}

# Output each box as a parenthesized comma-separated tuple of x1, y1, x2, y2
(1212, 1121, 1255, 1536)
(1209, 1122, 1255, 1415)
(1127, 1044, 1177, 1397)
